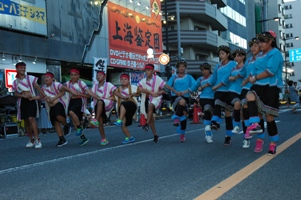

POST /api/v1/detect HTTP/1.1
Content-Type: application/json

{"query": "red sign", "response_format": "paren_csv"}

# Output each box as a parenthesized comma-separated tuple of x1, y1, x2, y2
(5, 69, 17, 88)
(108, 1, 162, 71)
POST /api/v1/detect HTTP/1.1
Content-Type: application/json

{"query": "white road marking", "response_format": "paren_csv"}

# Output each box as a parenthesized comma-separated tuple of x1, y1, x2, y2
(0, 110, 289, 175)
(0, 127, 205, 175)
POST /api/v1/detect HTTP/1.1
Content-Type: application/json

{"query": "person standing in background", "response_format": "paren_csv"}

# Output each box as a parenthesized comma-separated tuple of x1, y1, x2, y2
(288, 80, 300, 113)
(37, 99, 53, 134)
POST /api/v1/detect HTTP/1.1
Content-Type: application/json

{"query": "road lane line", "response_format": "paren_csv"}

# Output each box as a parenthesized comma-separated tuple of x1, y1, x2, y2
(0, 128, 205, 175)
(194, 131, 301, 200)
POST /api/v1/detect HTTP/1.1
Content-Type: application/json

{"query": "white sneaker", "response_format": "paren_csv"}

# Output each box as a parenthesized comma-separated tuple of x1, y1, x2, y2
(26, 139, 35, 148)
(232, 126, 240, 134)
(242, 139, 250, 148)
(205, 135, 213, 143)
(205, 125, 211, 132)
(35, 139, 42, 149)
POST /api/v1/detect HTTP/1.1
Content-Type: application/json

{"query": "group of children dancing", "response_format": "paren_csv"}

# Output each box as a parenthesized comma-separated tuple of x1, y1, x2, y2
(13, 30, 283, 155)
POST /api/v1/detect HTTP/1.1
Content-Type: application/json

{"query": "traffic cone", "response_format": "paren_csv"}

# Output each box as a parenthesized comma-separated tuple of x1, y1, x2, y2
(138, 113, 146, 127)
(191, 104, 201, 124)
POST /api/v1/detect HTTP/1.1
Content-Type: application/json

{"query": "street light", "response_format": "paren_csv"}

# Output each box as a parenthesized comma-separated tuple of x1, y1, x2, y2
(283, 36, 300, 81)
(256, 17, 280, 34)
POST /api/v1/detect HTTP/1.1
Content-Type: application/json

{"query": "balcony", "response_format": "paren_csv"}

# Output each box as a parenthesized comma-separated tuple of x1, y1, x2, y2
(165, 1, 227, 31)
(163, 30, 227, 51)
(211, 0, 227, 8)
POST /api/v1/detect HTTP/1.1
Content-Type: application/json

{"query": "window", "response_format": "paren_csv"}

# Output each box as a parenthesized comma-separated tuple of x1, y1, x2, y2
(220, 6, 246, 27)
(284, 5, 292, 10)
(284, 14, 293, 19)
(229, 32, 247, 49)
(195, 54, 208, 60)
(285, 24, 293, 28)
(278, 4, 282, 13)
(285, 33, 293, 38)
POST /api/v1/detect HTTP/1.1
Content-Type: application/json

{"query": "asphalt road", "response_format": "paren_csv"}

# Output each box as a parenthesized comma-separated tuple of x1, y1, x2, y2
(0, 108, 301, 200)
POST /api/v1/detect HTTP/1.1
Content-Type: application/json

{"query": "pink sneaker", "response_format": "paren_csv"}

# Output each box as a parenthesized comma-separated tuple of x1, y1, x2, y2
(268, 143, 277, 155)
(180, 134, 185, 142)
(244, 128, 253, 139)
(247, 124, 263, 134)
(173, 119, 180, 126)
(254, 139, 264, 153)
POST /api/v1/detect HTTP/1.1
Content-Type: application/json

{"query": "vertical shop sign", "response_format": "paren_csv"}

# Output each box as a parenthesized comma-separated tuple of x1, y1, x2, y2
(93, 58, 107, 83)
(108, 1, 162, 71)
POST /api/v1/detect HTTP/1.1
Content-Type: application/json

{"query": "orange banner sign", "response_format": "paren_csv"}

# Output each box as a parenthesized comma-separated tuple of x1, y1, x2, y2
(108, 1, 162, 71)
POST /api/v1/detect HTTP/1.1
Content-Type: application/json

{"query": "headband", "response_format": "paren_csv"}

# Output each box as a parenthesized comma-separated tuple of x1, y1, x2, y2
(97, 71, 106, 76)
(16, 62, 26, 68)
(44, 72, 54, 78)
(70, 69, 80, 75)
(199, 62, 211, 70)
(249, 37, 259, 47)
(217, 45, 231, 53)
(176, 60, 187, 68)
(120, 73, 129, 79)
(232, 49, 246, 56)
(145, 64, 154, 70)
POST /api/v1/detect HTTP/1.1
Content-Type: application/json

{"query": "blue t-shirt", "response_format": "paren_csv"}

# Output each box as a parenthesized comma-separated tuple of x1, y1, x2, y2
(167, 74, 196, 98)
(190, 75, 214, 99)
(252, 48, 284, 87)
(229, 65, 244, 95)
(208, 61, 237, 92)
(239, 56, 256, 90)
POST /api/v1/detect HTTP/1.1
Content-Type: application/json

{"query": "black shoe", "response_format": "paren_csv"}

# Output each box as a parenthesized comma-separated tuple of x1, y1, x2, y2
(56, 139, 68, 147)
(153, 135, 159, 143)
(224, 136, 231, 146)
(64, 125, 71, 137)
(142, 124, 149, 132)
(211, 121, 220, 130)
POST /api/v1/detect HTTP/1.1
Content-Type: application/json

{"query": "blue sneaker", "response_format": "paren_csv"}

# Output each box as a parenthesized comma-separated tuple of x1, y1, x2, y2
(78, 138, 89, 146)
(114, 119, 123, 127)
(129, 136, 135, 143)
(122, 136, 135, 144)
(76, 128, 84, 136)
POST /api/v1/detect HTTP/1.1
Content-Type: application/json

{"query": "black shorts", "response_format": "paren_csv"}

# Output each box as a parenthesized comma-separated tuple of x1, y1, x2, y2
(214, 91, 232, 105)
(199, 98, 214, 109)
(228, 92, 242, 105)
(250, 85, 279, 116)
(21, 98, 37, 120)
(68, 98, 83, 120)
(94, 99, 107, 123)
(49, 102, 66, 125)
(240, 89, 249, 100)
(120, 101, 137, 127)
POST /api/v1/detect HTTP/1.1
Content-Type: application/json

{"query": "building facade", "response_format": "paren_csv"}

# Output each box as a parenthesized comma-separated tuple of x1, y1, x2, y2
(0, 0, 162, 95)
(162, 0, 255, 77)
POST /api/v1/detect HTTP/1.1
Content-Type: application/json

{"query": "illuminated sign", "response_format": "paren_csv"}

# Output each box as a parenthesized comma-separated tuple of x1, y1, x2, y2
(289, 48, 301, 63)
(0, 0, 47, 35)
(5, 68, 17, 88)
(108, 1, 162, 71)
